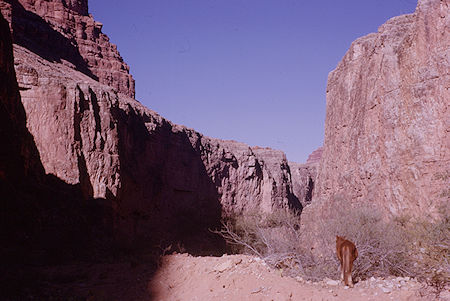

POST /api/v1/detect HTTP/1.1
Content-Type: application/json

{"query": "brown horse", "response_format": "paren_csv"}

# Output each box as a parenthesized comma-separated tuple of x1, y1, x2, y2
(336, 236, 358, 287)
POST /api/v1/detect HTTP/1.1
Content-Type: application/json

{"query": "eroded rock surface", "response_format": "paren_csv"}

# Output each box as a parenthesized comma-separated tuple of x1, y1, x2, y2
(12, 43, 303, 248)
(1, 0, 135, 97)
(1, 12, 112, 270)
(1, 0, 307, 253)
(290, 162, 318, 208)
(311, 0, 449, 219)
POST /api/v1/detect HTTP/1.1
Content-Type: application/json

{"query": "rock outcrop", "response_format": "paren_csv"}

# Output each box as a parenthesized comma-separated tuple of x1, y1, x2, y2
(305, 147, 323, 165)
(311, 0, 449, 219)
(0, 8, 34, 182)
(201, 141, 301, 216)
(1, 0, 306, 253)
(1, 0, 135, 97)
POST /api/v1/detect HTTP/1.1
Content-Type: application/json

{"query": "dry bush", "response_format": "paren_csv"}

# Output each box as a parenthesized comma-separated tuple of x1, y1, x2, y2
(214, 209, 301, 256)
(398, 207, 449, 293)
(213, 200, 450, 287)
(212, 209, 319, 277)
(309, 198, 415, 281)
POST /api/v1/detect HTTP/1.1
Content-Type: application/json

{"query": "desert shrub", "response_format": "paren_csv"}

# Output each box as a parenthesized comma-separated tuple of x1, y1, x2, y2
(212, 209, 319, 277)
(213, 200, 450, 287)
(309, 198, 415, 281)
(214, 209, 301, 256)
(399, 208, 449, 293)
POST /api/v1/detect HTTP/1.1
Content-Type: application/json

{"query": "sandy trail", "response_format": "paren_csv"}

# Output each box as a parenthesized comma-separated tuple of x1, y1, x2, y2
(149, 253, 444, 301)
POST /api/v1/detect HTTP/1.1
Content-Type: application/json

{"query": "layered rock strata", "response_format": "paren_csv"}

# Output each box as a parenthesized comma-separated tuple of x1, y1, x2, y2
(305, 146, 323, 165)
(311, 0, 449, 219)
(1, 0, 307, 253)
(1, 12, 111, 266)
(12, 43, 302, 247)
(1, 0, 135, 97)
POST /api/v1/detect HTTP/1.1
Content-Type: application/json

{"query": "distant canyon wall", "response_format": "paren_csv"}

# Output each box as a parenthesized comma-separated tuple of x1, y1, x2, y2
(311, 0, 449, 220)
(290, 147, 322, 208)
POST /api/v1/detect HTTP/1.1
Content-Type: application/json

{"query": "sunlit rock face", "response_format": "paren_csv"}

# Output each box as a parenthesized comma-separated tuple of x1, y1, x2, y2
(1, 0, 309, 251)
(1, 0, 135, 97)
(311, 0, 449, 220)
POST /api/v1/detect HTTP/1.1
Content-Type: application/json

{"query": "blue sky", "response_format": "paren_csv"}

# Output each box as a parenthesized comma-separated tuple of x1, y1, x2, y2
(89, 0, 417, 163)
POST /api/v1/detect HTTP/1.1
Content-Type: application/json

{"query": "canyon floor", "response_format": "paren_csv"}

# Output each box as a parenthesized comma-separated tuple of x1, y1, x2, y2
(21, 253, 448, 301)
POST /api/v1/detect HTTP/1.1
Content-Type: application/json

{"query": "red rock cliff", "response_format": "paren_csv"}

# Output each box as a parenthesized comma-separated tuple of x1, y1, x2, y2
(1, 11, 115, 268)
(0, 0, 305, 251)
(311, 0, 449, 219)
(1, 0, 135, 97)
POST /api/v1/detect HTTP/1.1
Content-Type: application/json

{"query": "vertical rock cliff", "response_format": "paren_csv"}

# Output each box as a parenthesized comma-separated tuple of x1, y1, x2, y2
(290, 147, 322, 208)
(312, 0, 449, 219)
(0, 8, 33, 181)
(1, 11, 112, 267)
(0, 0, 308, 253)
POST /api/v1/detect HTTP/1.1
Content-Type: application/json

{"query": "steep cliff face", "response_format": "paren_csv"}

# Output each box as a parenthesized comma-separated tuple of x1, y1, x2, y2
(12, 43, 302, 247)
(1, 12, 113, 267)
(1, 0, 306, 252)
(312, 0, 449, 218)
(1, 0, 135, 97)
(0, 9, 31, 181)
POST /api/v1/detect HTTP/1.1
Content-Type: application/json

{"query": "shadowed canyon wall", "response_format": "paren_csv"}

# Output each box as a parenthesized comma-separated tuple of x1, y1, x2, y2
(0, 0, 307, 256)
(0, 11, 115, 266)
(307, 0, 449, 222)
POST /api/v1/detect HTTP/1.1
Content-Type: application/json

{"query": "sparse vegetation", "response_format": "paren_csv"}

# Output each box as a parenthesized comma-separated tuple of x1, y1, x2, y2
(310, 198, 414, 280)
(212, 209, 317, 278)
(399, 206, 450, 294)
(213, 199, 449, 295)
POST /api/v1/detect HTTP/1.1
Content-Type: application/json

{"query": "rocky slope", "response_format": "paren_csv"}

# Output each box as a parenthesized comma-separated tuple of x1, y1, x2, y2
(311, 0, 449, 219)
(0, 0, 307, 255)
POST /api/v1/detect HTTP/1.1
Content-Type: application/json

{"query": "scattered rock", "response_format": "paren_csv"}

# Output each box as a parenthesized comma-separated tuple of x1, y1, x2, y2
(214, 260, 233, 273)
(326, 279, 340, 286)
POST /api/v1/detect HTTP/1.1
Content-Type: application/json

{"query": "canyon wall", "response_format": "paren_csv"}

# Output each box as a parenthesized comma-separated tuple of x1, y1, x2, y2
(1, 12, 112, 265)
(0, 0, 306, 253)
(290, 147, 322, 208)
(311, 0, 449, 220)
(11, 43, 302, 249)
